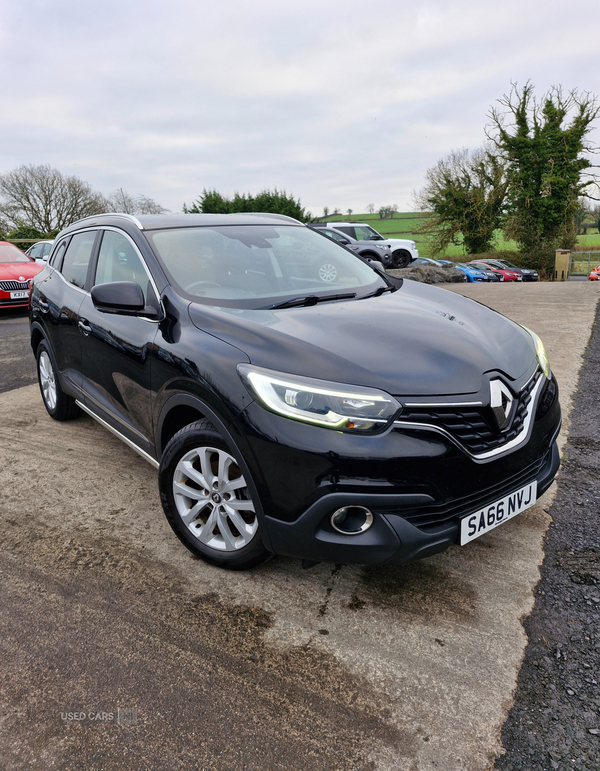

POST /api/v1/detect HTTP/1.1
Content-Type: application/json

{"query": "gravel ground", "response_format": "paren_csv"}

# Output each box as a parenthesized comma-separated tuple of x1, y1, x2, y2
(0, 310, 36, 393)
(495, 301, 600, 770)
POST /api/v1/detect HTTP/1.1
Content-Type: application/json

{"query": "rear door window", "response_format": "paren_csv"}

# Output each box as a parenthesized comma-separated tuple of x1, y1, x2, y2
(60, 232, 97, 289)
(49, 238, 69, 269)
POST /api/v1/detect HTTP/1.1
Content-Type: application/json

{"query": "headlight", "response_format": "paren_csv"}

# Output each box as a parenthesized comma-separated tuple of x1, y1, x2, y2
(521, 326, 551, 378)
(238, 364, 401, 432)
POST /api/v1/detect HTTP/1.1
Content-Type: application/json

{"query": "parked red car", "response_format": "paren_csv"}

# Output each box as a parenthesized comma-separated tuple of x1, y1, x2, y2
(467, 259, 523, 282)
(0, 242, 44, 309)
(589, 265, 600, 281)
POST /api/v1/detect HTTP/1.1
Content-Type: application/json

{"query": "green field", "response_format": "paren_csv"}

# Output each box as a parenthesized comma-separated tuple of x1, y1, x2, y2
(320, 212, 599, 260)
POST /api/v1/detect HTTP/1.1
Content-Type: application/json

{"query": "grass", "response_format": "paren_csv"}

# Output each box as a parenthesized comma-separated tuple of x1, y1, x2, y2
(320, 212, 599, 260)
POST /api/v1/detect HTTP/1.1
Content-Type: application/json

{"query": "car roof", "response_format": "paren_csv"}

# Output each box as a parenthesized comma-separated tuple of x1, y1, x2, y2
(59, 212, 304, 235)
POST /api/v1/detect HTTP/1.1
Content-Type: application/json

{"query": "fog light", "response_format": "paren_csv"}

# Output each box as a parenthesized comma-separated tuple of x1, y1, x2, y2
(330, 506, 373, 535)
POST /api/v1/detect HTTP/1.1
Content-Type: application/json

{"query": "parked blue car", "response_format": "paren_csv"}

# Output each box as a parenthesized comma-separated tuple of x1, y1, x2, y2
(437, 260, 489, 282)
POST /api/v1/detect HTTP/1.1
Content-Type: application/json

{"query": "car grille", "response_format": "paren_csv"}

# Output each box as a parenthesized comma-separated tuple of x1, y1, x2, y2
(0, 280, 30, 291)
(391, 454, 547, 530)
(397, 374, 539, 456)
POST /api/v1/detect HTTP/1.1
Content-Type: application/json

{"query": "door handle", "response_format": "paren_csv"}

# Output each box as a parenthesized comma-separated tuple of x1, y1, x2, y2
(78, 319, 92, 336)
(38, 299, 49, 313)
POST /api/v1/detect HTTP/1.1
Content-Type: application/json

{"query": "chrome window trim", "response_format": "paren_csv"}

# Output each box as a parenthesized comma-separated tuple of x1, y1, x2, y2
(394, 374, 545, 461)
(48, 226, 165, 321)
(76, 400, 159, 469)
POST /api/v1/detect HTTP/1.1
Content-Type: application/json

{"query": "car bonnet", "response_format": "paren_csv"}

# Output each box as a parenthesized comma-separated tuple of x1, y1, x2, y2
(188, 280, 536, 396)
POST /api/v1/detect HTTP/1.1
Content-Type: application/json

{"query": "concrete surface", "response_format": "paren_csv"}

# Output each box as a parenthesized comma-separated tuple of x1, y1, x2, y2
(0, 281, 598, 770)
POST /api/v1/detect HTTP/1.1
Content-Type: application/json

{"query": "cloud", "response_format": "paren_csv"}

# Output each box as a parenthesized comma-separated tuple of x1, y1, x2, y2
(1, 0, 598, 214)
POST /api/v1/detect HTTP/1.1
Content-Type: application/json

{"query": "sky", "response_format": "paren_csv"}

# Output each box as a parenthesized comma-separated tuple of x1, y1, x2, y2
(1, 0, 599, 216)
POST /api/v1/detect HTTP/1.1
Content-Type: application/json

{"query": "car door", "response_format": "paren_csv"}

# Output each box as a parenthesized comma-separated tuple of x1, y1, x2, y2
(77, 228, 161, 456)
(36, 231, 99, 397)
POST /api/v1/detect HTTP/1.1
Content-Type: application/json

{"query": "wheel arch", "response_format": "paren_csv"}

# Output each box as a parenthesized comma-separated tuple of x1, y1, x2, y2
(156, 394, 273, 551)
(30, 321, 46, 355)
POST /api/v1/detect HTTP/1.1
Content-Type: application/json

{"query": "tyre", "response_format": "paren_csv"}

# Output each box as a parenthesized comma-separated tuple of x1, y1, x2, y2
(392, 249, 412, 269)
(36, 340, 80, 421)
(158, 419, 270, 570)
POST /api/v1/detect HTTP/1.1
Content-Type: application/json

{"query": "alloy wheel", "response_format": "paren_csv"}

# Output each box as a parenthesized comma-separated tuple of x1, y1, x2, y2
(173, 446, 258, 551)
(39, 350, 57, 411)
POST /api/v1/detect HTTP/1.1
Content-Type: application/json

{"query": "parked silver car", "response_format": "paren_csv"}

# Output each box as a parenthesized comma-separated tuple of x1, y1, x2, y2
(316, 222, 418, 268)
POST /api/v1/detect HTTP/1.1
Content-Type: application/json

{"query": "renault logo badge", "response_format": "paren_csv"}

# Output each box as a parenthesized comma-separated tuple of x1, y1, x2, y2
(490, 380, 514, 431)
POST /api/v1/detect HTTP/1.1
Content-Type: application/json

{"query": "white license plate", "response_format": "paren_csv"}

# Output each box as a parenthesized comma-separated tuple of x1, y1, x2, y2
(10, 291, 28, 299)
(460, 480, 537, 545)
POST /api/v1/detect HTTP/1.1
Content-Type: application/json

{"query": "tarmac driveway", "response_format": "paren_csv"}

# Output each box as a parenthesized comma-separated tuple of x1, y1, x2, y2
(0, 282, 598, 770)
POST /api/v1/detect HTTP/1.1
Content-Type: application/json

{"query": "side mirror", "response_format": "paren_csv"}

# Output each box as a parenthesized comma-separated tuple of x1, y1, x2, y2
(91, 281, 159, 318)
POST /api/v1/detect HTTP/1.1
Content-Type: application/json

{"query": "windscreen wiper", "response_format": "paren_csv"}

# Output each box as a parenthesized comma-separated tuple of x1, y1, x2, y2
(361, 285, 396, 299)
(269, 292, 357, 310)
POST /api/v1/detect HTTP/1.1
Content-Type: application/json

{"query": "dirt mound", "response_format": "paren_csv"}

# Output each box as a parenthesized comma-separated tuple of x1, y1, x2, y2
(387, 264, 466, 284)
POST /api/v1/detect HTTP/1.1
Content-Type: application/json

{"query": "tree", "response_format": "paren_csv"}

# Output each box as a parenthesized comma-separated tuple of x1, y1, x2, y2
(185, 188, 308, 221)
(592, 204, 600, 233)
(322, 206, 329, 218)
(573, 197, 589, 234)
(488, 82, 599, 272)
(366, 203, 375, 214)
(108, 187, 168, 215)
(347, 208, 353, 217)
(0, 164, 109, 232)
(415, 147, 508, 255)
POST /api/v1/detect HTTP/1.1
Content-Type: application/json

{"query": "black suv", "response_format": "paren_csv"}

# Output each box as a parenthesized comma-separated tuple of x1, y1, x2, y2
(30, 213, 561, 570)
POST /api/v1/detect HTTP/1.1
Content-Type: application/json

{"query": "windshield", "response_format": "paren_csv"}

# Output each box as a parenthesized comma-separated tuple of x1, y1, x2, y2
(146, 225, 385, 308)
(497, 260, 519, 269)
(0, 243, 31, 263)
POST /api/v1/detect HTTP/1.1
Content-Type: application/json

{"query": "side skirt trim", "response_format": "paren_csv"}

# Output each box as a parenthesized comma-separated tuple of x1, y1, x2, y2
(76, 400, 159, 469)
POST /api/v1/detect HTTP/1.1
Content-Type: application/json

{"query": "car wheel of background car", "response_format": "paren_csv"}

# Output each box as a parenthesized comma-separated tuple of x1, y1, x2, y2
(36, 340, 80, 421)
(158, 419, 270, 570)
(392, 249, 411, 269)
(318, 263, 338, 282)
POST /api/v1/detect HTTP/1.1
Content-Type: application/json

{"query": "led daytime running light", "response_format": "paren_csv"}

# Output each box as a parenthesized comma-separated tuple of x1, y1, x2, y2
(238, 364, 400, 431)
(521, 326, 551, 379)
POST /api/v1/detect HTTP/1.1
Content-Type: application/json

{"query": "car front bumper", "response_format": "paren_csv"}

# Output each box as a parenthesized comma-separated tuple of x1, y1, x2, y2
(236, 385, 561, 565)
(264, 439, 560, 565)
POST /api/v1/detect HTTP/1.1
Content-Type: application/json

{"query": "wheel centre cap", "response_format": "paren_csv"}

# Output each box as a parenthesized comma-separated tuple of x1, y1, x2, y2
(212, 492, 222, 504)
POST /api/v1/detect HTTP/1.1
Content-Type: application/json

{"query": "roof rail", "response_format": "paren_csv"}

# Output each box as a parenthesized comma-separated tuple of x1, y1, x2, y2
(67, 212, 145, 230)
(242, 212, 302, 224)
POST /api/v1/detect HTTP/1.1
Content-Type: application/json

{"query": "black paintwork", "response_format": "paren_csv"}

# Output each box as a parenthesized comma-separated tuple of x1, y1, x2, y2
(29, 213, 561, 566)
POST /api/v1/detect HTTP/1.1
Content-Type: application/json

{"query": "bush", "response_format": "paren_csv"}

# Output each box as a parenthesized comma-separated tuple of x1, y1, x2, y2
(184, 188, 310, 222)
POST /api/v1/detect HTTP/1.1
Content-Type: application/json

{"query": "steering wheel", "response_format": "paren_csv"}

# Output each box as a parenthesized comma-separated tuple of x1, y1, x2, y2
(185, 280, 222, 293)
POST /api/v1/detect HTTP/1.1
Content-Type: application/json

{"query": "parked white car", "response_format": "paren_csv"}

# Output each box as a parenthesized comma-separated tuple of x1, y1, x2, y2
(320, 222, 418, 268)
(26, 240, 55, 265)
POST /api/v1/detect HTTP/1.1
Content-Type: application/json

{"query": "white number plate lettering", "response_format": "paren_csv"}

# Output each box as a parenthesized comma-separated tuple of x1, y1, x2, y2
(460, 480, 537, 545)
(10, 291, 28, 299)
